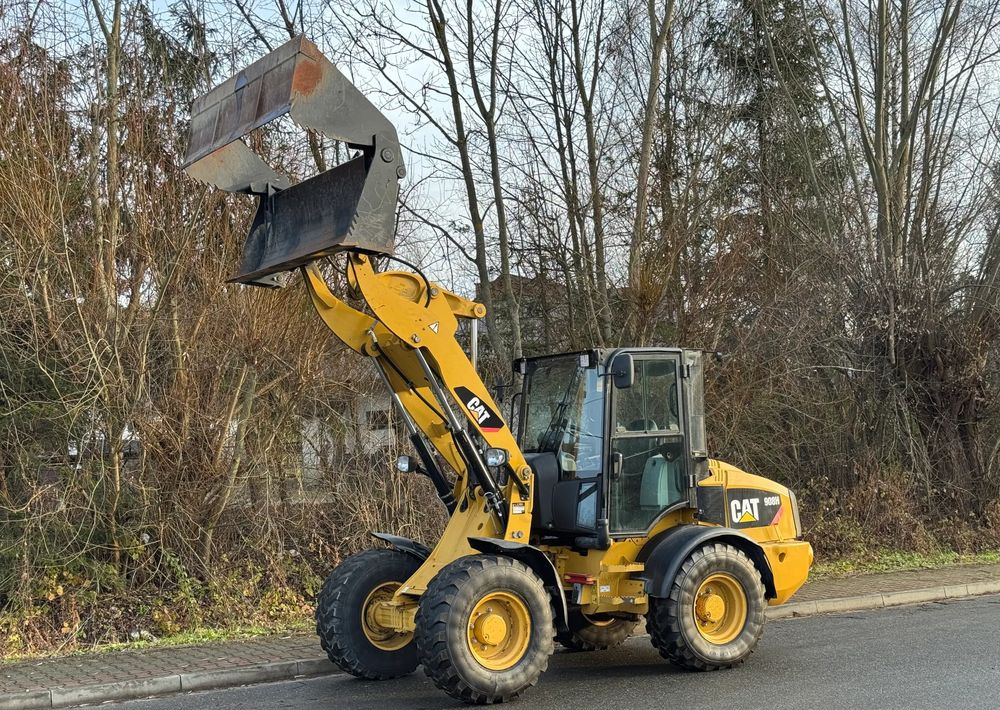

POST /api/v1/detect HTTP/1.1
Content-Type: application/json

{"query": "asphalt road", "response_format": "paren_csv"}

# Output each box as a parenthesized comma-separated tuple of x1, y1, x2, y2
(102, 595, 1000, 710)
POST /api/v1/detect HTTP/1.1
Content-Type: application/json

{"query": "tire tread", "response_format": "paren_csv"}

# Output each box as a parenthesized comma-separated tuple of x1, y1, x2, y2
(646, 542, 766, 671)
(415, 555, 553, 704)
(315, 548, 419, 680)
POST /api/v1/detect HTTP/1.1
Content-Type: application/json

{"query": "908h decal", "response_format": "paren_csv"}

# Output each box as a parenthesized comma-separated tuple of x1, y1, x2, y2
(455, 386, 504, 432)
(726, 488, 784, 528)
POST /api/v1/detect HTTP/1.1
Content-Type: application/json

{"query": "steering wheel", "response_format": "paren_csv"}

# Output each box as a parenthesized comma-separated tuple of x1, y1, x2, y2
(659, 440, 683, 461)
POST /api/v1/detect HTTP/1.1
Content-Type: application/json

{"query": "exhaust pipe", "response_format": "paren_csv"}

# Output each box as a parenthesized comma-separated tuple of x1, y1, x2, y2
(183, 36, 404, 286)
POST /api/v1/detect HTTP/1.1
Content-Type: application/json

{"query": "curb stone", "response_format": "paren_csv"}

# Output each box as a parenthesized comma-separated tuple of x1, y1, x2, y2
(178, 661, 300, 694)
(50, 677, 181, 708)
(3, 580, 1000, 708)
(0, 690, 50, 710)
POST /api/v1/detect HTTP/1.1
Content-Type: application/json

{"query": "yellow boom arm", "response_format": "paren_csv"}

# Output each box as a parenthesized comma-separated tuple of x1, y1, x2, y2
(303, 256, 533, 593)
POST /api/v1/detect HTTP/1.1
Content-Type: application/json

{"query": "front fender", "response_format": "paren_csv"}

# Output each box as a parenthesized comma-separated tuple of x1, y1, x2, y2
(468, 537, 569, 633)
(371, 532, 431, 560)
(636, 525, 776, 599)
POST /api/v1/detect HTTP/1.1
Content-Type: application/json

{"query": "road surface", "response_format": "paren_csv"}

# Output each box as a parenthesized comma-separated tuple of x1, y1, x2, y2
(101, 594, 1000, 710)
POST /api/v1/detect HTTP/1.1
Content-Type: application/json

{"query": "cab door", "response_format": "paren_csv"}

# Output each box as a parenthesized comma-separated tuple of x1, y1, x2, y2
(608, 353, 688, 535)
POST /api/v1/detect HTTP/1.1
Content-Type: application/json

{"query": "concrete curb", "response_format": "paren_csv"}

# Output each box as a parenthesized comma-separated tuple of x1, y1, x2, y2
(2, 581, 999, 709)
(0, 658, 335, 710)
(765, 579, 1000, 620)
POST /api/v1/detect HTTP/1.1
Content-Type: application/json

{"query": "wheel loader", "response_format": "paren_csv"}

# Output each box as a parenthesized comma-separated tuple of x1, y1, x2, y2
(183, 36, 813, 704)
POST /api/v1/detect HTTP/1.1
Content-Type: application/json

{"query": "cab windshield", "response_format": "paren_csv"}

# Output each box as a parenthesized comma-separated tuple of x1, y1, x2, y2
(520, 356, 605, 478)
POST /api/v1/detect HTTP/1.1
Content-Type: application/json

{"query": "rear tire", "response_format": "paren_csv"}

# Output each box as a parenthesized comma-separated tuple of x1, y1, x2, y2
(415, 554, 554, 703)
(315, 548, 422, 680)
(646, 542, 766, 671)
(558, 611, 638, 652)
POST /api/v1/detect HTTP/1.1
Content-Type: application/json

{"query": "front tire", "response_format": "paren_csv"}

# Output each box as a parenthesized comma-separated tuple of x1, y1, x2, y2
(415, 554, 554, 703)
(315, 548, 422, 680)
(647, 542, 766, 671)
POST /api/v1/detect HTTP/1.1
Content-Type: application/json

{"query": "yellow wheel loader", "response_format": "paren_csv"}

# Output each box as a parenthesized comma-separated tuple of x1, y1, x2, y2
(183, 36, 813, 704)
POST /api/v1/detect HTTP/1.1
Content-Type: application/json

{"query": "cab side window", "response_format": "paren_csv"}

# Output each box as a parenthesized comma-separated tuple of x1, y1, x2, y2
(614, 360, 680, 433)
(610, 358, 685, 533)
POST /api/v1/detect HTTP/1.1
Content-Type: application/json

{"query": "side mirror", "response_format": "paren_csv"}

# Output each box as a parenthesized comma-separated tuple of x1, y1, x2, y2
(492, 381, 509, 404)
(611, 353, 634, 389)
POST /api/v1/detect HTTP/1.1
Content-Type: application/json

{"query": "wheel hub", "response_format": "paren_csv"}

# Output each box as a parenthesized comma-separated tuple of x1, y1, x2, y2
(361, 581, 412, 651)
(696, 593, 726, 622)
(581, 613, 616, 628)
(466, 591, 532, 671)
(473, 612, 508, 645)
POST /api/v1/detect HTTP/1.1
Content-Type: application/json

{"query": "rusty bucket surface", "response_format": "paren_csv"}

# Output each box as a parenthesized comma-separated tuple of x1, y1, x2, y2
(184, 36, 402, 286)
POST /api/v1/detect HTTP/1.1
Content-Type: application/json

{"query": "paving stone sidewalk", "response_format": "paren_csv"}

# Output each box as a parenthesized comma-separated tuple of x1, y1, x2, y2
(792, 562, 1000, 602)
(0, 635, 322, 696)
(2, 562, 999, 708)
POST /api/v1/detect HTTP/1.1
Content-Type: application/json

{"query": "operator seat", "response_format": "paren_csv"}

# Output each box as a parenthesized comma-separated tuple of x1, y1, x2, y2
(639, 454, 681, 509)
(639, 441, 684, 510)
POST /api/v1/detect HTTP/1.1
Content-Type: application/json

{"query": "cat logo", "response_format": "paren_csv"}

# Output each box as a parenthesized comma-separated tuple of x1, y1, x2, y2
(730, 497, 760, 524)
(429, 321, 440, 333)
(726, 488, 783, 528)
(466, 396, 490, 424)
(455, 386, 504, 432)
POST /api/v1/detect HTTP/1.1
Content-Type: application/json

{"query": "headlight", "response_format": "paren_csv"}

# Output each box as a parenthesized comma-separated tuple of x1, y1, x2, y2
(396, 455, 416, 473)
(484, 447, 509, 467)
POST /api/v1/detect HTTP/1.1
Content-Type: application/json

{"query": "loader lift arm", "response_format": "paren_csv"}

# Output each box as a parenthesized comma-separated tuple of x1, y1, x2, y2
(301, 256, 539, 594)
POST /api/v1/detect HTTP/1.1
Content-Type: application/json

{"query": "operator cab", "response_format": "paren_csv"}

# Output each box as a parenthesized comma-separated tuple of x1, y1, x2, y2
(515, 349, 709, 547)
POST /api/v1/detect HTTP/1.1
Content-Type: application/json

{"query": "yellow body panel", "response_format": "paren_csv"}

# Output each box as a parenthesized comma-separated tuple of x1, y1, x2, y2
(303, 259, 812, 633)
(763, 540, 814, 605)
(698, 460, 813, 605)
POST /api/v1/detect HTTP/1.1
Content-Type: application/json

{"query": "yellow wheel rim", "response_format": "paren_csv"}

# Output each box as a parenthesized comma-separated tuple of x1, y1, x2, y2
(693, 573, 747, 645)
(362, 581, 411, 651)
(466, 591, 532, 671)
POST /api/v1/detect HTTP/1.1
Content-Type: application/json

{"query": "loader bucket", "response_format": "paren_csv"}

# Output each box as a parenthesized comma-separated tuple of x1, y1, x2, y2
(183, 36, 403, 286)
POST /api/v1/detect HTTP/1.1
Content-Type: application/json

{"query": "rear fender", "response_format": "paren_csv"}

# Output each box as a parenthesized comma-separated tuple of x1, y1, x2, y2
(637, 525, 776, 599)
(468, 537, 569, 633)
